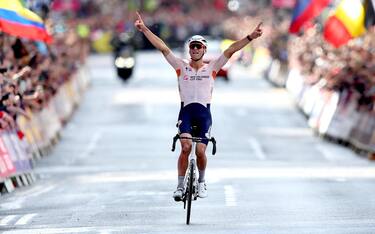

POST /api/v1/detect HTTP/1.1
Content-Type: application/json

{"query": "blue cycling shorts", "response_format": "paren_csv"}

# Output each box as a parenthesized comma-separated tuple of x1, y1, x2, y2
(177, 102, 212, 145)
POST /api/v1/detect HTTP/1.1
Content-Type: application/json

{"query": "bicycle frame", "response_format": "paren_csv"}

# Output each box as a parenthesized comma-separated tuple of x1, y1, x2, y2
(183, 141, 198, 201)
(171, 134, 217, 224)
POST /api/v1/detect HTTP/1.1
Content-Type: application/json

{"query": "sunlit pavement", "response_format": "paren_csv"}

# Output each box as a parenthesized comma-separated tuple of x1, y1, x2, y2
(1, 51, 375, 234)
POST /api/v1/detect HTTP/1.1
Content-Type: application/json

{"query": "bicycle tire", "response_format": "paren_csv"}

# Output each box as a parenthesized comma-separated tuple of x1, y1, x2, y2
(186, 162, 194, 225)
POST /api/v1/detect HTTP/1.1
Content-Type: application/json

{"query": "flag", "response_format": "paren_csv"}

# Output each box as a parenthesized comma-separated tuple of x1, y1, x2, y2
(289, 0, 331, 33)
(364, 0, 375, 28)
(324, 0, 366, 48)
(0, 0, 52, 43)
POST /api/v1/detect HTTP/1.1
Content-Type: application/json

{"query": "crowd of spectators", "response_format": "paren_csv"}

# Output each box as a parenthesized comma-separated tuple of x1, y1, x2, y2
(45, 0, 272, 53)
(84, 0, 271, 50)
(0, 6, 90, 134)
(288, 26, 375, 112)
(131, 0, 228, 47)
(2, 0, 371, 149)
(0, 0, 127, 135)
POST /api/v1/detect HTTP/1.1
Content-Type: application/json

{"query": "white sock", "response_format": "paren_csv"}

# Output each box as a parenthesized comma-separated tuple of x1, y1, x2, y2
(198, 170, 205, 183)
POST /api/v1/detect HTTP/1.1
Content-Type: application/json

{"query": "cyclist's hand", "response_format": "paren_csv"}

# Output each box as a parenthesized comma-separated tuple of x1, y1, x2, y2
(249, 22, 263, 40)
(134, 11, 146, 32)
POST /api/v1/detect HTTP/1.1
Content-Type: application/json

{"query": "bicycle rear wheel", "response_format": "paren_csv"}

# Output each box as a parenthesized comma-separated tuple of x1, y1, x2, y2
(186, 163, 194, 225)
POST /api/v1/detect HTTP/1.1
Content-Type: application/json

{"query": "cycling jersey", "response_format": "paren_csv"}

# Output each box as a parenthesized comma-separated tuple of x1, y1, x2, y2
(165, 52, 229, 107)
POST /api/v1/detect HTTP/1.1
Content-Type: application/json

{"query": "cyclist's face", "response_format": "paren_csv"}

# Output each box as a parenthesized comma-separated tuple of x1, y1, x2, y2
(189, 42, 205, 60)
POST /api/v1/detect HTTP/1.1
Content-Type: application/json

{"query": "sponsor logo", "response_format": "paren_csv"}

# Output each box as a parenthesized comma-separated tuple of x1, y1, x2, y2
(189, 75, 209, 80)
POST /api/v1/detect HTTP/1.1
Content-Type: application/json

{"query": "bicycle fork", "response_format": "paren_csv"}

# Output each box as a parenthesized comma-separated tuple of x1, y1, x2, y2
(183, 143, 198, 208)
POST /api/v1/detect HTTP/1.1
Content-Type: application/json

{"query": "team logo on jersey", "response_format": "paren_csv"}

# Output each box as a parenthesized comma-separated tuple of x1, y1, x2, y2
(183, 75, 189, 80)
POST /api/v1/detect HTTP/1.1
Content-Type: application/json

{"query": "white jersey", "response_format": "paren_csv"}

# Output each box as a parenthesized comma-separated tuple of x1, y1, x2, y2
(165, 52, 229, 107)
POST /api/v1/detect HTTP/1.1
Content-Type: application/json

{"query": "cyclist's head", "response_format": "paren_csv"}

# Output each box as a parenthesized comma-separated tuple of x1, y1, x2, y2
(187, 35, 208, 48)
(187, 35, 207, 62)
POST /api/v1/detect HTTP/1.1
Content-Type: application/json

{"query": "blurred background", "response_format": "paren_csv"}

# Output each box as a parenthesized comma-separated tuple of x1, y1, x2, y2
(1, 0, 372, 156)
(0, 0, 375, 232)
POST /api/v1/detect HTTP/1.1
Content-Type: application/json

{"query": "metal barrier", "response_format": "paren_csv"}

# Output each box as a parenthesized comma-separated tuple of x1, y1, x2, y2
(0, 65, 90, 194)
(256, 49, 374, 159)
(285, 68, 375, 157)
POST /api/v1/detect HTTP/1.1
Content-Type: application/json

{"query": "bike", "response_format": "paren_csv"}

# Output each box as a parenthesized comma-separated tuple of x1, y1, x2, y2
(171, 127, 216, 225)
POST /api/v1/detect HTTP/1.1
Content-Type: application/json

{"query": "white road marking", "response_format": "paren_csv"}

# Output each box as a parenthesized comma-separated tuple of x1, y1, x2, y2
(2, 227, 122, 234)
(335, 178, 347, 182)
(77, 166, 375, 183)
(224, 185, 237, 207)
(316, 144, 363, 162)
(14, 213, 37, 225)
(258, 127, 312, 137)
(3, 227, 93, 234)
(2, 220, 375, 234)
(79, 131, 102, 158)
(248, 137, 266, 160)
(235, 109, 247, 117)
(0, 215, 18, 226)
(112, 88, 291, 108)
(29, 185, 56, 197)
(316, 145, 335, 162)
(1, 185, 56, 210)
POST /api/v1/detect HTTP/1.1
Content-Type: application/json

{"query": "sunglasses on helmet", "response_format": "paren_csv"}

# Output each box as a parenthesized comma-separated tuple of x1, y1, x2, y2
(189, 43, 203, 49)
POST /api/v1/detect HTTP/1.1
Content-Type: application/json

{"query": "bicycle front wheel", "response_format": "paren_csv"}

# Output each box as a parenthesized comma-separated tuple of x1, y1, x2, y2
(186, 163, 194, 225)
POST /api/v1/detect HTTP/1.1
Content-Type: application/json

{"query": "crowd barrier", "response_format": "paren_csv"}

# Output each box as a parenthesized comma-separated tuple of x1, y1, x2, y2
(250, 50, 374, 159)
(263, 58, 288, 87)
(0, 65, 90, 194)
(285, 68, 375, 156)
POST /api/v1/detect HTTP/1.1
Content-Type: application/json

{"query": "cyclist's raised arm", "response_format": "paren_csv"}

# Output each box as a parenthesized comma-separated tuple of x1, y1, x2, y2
(134, 11, 171, 56)
(223, 22, 263, 59)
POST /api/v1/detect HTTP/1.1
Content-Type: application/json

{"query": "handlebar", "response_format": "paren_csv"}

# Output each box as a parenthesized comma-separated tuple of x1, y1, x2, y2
(171, 134, 216, 155)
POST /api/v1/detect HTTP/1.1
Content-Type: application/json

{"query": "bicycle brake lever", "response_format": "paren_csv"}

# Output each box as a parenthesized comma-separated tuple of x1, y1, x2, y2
(171, 134, 179, 152)
(211, 137, 216, 155)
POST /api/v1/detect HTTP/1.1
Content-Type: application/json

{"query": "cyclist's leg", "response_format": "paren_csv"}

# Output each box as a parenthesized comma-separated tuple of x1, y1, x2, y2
(177, 106, 193, 187)
(174, 120, 192, 200)
(194, 105, 212, 198)
(195, 106, 212, 180)
(178, 133, 192, 178)
(196, 143, 207, 177)
(196, 142, 208, 198)
(173, 132, 192, 201)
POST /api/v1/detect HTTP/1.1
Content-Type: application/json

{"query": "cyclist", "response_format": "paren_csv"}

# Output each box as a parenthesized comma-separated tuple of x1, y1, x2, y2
(134, 12, 262, 201)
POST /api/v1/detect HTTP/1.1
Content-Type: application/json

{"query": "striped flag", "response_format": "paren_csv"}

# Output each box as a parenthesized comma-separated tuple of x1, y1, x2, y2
(289, 0, 331, 33)
(323, 0, 366, 48)
(0, 0, 52, 43)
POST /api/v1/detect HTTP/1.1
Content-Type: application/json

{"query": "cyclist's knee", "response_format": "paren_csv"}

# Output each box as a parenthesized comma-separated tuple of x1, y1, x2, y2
(196, 147, 206, 158)
(181, 143, 192, 155)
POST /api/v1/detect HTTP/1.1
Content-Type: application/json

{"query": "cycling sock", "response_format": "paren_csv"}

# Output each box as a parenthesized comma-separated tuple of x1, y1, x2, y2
(177, 176, 184, 188)
(198, 170, 205, 183)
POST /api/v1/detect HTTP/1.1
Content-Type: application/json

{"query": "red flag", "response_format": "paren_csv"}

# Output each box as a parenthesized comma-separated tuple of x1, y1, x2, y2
(324, 0, 366, 47)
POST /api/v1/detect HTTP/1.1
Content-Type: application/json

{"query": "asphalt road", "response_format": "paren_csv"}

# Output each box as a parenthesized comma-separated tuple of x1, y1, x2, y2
(1, 51, 375, 234)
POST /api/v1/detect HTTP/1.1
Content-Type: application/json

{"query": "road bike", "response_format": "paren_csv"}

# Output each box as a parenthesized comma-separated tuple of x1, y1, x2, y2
(171, 127, 216, 225)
